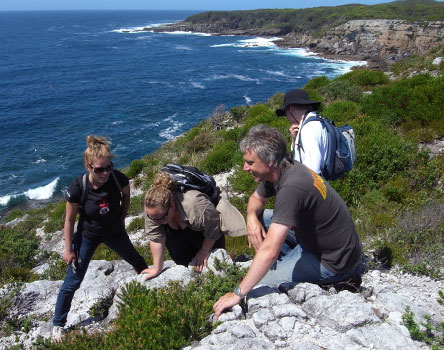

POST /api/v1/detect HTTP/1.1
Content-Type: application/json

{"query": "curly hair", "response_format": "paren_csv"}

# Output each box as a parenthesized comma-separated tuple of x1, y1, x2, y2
(143, 172, 176, 210)
(83, 135, 115, 169)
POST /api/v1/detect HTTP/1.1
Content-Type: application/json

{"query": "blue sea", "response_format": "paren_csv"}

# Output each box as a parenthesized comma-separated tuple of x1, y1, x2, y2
(0, 10, 365, 215)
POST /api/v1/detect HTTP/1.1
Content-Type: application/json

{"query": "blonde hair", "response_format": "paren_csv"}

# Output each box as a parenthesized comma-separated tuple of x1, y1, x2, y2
(83, 135, 114, 169)
(144, 172, 176, 210)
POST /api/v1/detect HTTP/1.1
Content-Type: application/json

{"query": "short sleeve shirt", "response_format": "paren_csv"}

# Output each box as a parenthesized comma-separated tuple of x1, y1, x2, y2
(65, 170, 129, 242)
(144, 190, 222, 242)
(257, 162, 361, 273)
(293, 112, 328, 175)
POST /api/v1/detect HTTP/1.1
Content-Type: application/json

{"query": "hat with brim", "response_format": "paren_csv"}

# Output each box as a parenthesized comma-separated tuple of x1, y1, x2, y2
(275, 89, 320, 117)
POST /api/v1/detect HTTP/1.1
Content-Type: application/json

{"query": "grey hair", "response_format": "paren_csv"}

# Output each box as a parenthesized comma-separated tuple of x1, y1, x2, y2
(240, 124, 289, 168)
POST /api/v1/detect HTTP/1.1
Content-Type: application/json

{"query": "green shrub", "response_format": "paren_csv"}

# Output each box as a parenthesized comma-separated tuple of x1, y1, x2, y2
(264, 92, 284, 111)
(229, 168, 256, 195)
(372, 238, 409, 269)
(128, 194, 144, 216)
(230, 105, 249, 123)
(173, 125, 203, 150)
(92, 244, 121, 261)
(361, 74, 444, 132)
(127, 217, 144, 232)
(225, 235, 253, 259)
(244, 104, 276, 128)
(402, 305, 444, 349)
(111, 281, 213, 349)
(0, 283, 22, 334)
(184, 131, 218, 153)
(5, 210, 22, 223)
(49, 261, 245, 349)
(381, 176, 409, 203)
(39, 252, 67, 281)
(89, 291, 115, 321)
(338, 69, 389, 87)
(125, 159, 145, 179)
(201, 141, 239, 174)
(320, 79, 363, 103)
(321, 100, 361, 124)
(0, 226, 39, 284)
(304, 76, 330, 90)
(219, 126, 247, 143)
(44, 200, 66, 233)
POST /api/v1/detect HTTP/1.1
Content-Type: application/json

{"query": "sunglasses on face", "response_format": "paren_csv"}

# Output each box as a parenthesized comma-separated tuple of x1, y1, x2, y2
(146, 207, 169, 223)
(90, 162, 113, 174)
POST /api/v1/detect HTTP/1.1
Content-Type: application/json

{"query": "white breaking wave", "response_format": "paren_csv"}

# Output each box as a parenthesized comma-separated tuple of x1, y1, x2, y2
(112, 22, 175, 34)
(211, 37, 281, 48)
(112, 26, 149, 34)
(276, 47, 319, 58)
(263, 69, 286, 76)
(159, 115, 184, 141)
(25, 178, 60, 200)
(276, 47, 367, 73)
(0, 177, 60, 207)
(191, 81, 205, 89)
(34, 158, 47, 164)
(206, 74, 259, 83)
(0, 195, 13, 206)
(244, 94, 252, 105)
(163, 31, 212, 36)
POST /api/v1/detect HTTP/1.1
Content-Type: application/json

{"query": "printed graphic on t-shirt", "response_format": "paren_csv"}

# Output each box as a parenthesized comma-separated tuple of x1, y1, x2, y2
(99, 197, 110, 215)
(308, 168, 327, 199)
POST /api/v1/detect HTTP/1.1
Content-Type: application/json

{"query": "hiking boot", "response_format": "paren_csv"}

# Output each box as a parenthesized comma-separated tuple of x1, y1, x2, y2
(51, 325, 67, 341)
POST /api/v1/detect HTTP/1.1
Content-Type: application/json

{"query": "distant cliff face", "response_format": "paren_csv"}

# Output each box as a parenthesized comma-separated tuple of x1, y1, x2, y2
(150, 18, 444, 69)
(282, 19, 444, 65)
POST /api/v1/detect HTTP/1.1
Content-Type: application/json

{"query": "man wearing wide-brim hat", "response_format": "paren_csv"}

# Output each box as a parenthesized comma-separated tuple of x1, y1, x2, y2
(276, 89, 327, 176)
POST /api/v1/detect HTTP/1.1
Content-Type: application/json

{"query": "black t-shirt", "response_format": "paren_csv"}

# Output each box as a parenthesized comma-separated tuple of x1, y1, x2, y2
(65, 170, 129, 242)
(257, 162, 362, 273)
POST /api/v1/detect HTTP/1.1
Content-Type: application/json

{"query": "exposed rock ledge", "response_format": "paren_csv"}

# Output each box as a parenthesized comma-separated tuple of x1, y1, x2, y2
(148, 19, 444, 70)
(1, 248, 443, 350)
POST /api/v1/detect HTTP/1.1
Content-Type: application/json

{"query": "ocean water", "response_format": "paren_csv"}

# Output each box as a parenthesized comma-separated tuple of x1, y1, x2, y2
(0, 10, 366, 214)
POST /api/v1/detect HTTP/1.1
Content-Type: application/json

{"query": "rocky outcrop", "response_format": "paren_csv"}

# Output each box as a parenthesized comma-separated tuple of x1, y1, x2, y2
(184, 269, 443, 350)
(280, 19, 444, 68)
(1, 250, 443, 350)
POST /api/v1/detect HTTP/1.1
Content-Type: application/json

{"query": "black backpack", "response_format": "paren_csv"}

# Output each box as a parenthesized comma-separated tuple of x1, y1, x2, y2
(161, 163, 221, 205)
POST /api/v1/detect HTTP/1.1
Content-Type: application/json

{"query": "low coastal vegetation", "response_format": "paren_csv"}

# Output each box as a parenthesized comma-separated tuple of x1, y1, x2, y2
(1, 44, 444, 350)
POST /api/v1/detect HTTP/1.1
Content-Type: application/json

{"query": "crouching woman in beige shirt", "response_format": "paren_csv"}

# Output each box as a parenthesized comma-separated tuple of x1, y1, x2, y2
(141, 171, 246, 279)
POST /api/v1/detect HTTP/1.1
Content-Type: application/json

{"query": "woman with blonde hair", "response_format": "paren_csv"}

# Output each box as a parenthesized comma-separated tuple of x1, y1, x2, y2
(142, 170, 246, 279)
(52, 136, 147, 338)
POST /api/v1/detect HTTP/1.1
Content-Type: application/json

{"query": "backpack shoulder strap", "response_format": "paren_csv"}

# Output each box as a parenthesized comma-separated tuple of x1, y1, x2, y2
(110, 170, 122, 199)
(78, 173, 88, 213)
(297, 115, 338, 179)
(297, 114, 324, 153)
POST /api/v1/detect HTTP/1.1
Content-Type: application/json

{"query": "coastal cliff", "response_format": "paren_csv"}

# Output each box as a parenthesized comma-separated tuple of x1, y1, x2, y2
(150, 19, 444, 69)
(280, 19, 444, 69)
(148, 0, 444, 69)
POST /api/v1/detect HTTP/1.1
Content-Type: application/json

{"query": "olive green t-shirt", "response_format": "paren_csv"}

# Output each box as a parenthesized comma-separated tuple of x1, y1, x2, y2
(257, 162, 362, 273)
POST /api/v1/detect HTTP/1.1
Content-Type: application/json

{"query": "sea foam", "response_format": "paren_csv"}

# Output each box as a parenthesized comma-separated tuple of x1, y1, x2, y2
(24, 178, 60, 201)
(211, 37, 280, 48)
(0, 177, 60, 208)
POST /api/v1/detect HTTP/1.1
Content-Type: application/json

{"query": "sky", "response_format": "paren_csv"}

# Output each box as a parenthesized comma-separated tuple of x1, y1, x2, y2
(0, 0, 404, 11)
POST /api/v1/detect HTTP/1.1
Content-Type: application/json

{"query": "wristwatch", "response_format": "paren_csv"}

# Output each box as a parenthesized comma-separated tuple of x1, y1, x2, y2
(234, 285, 247, 298)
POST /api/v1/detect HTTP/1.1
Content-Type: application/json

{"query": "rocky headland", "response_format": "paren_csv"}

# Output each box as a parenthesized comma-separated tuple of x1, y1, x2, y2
(147, 18, 444, 70)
